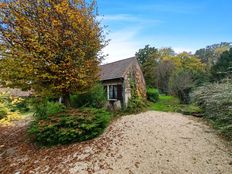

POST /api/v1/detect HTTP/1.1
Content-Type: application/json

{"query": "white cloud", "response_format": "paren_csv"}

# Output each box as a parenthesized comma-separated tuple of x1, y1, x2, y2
(102, 30, 198, 64)
(100, 14, 199, 63)
(102, 28, 143, 64)
(100, 14, 163, 64)
(102, 14, 137, 21)
(99, 14, 162, 25)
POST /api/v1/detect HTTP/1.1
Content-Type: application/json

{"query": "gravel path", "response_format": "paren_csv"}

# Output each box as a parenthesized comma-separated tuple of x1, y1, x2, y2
(1, 111, 232, 173)
(69, 111, 232, 174)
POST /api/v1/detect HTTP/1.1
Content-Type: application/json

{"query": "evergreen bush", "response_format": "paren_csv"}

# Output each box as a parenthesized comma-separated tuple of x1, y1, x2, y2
(28, 108, 111, 146)
(146, 88, 159, 102)
(70, 84, 106, 109)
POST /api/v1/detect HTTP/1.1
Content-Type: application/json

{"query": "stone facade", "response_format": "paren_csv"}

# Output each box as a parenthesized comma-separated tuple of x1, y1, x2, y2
(100, 57, 146, 109)
(123, 60, 146, 106)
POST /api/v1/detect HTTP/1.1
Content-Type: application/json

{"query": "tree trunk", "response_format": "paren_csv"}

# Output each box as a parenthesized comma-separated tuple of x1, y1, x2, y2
(63, 93, 71, 107)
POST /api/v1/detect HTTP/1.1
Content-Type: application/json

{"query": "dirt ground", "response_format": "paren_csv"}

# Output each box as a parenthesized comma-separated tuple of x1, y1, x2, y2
(1, 111, 232, 174)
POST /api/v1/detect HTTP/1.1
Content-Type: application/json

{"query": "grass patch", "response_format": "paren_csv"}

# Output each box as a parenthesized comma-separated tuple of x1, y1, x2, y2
(149, 95, 202, 115)
(149, 95, 178, 112)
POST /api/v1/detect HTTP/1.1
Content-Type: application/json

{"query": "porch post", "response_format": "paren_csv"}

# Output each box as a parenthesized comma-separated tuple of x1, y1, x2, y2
(107, 85, 109, 100)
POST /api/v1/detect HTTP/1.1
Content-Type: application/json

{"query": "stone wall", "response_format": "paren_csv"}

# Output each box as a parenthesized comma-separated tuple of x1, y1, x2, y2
(133, 61, 147, 99)
(123, 72, 131, 107)
(123, 60, 147, 106)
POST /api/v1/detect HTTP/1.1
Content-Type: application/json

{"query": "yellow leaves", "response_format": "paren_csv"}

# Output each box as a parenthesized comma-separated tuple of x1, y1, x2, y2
(163, 53, 207, 73)
(0, 2, 6, 8)
(0, 93, 22, 126)
(50, 64, 58, 72)
(0, 0, 104, 98)
(64, 30, 72, 35)
(179, 55, 206, 72)
(63, 40, 73, 46)
(0, 111, 22, 126)
(69, 13, 77, 20)
(54, 0, 69, 14)
(52, 19, 60, 26)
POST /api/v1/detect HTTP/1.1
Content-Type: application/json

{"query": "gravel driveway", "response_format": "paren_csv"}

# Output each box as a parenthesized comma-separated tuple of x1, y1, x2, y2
(1, 111, 232, 174)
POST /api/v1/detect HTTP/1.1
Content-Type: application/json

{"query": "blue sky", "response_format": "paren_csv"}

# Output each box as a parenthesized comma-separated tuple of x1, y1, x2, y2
(97, 0, 232, 63)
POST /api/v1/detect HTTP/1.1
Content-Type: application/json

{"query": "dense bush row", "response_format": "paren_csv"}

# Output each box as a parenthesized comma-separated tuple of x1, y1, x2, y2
(29, 108, 111, 146)
(33, 100, 66, 119)
(146, 88, 159, 102)
(192, 81, 232, 140)
(70, 84, 106, 109)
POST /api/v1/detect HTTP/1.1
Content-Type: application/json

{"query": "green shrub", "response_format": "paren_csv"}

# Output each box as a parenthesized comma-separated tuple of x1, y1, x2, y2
(14, 98, 30, 112)
(47, 102, 66, 115)
(177, 104, 203, 116)
(125, 97, 147, 114)
(33, 99, 66, 119)
(122, 78, 147, 114)
(0, 103, 8, 119)
(148, 95, 202, 115)
(70, 84, 106, 108)
(146, 88, 159, 102)
(28, 108, 111, 146)
(192, 81, 232, 140)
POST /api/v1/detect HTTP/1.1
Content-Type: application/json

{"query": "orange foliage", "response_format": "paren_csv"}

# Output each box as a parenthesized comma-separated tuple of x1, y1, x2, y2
(0, 0, 106, 100)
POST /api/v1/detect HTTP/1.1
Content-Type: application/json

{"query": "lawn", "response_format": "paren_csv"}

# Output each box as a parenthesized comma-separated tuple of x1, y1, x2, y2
(148, 95, 202, 115)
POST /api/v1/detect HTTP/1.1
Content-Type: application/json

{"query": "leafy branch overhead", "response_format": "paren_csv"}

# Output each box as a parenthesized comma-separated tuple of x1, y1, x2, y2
(0, 0, 106, 103)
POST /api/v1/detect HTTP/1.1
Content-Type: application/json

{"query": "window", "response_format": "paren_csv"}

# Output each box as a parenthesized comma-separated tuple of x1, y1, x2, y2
(109, 85, 118, 100)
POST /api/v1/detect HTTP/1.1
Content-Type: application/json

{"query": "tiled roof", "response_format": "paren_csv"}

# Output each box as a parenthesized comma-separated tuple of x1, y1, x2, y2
(100, 57, 136, 81)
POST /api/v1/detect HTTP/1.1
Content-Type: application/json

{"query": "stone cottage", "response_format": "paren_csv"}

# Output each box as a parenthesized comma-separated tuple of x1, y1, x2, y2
(100, 57, 146, 109)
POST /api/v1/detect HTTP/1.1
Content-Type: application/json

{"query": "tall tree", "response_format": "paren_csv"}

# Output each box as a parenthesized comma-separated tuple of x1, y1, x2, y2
(156, 59, 175, 94)
(195, 42, 232, 67)
(135, 45, 158, 65)
(168, 52, 207, 103)
(176, 52, 206, 73)
(0, 0, 105, 106)
(211, 48, 232, 81)
(169, 70, 194, 104)
(159, 47, 175, 57)
(135, 45, 159, 87)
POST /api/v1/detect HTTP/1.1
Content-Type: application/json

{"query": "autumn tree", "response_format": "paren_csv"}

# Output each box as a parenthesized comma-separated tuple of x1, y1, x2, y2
(175, 52, 206, 73)
(159, 47, 175, 57)
(0, 0, 105, 106)
(168, 52, 207, 103)
(195, 42, 232, 67)
(135, 45, 159, 87)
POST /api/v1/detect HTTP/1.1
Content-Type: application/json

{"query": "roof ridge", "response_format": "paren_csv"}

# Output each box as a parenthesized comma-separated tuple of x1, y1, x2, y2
(100, 57, 136, 66)
(100, 57, 138, 81)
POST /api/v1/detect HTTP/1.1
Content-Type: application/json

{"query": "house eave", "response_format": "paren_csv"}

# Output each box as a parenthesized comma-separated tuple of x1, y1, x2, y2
(100, 77, 124, 82)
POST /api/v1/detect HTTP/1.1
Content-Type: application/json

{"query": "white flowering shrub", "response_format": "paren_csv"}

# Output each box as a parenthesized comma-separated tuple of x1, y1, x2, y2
(192, 81, 232, 140)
